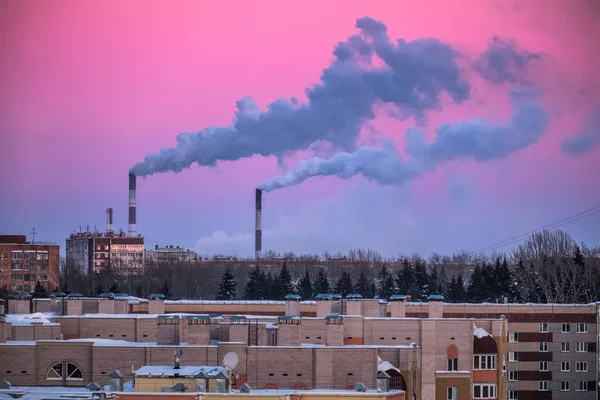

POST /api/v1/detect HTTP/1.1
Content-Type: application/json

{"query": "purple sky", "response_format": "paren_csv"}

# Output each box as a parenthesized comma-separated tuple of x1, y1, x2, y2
(1, 0, 599, 258)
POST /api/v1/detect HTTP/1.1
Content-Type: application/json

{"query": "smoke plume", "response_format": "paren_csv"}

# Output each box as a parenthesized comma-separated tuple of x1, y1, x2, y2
(258, 88, 548, 192)
(130, 17, 471, 177)
(561, 106, 600, 155)
(474, 36, 541, 84)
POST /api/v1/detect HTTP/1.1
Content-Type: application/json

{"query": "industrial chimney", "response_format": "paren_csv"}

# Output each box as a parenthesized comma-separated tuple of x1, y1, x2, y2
(106, 208, 113, 234)
(255, 189, 262, 259)
(128, 173, 137, 237)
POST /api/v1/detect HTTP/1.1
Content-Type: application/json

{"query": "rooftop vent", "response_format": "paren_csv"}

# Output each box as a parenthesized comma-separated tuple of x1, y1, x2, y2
(0, 379, 12, 389)
(355, 383, 367, 392)
(239, 383, 251, 393)
(171, 383, 187, 392)
(87, 382, 103, 391)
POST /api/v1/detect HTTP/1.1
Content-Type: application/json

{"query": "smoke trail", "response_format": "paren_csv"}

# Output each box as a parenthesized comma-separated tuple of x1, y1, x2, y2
(561, 106, 600, 155)
(130, 17, 471, 177)
(259, 88, 548, 192)
(474, 36, 541, 84)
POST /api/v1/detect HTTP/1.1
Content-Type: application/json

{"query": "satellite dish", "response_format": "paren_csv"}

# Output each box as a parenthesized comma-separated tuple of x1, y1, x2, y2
(222, 352, 239, 371)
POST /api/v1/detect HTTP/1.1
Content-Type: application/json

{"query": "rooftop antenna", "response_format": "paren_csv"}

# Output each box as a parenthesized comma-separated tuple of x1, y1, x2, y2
(30, 228, 37, 244)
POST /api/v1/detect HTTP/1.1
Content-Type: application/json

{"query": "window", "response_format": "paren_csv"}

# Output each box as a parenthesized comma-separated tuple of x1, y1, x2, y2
(576, 342, 588, 352)
(576, 361, 588, 372)
(509, 352, 518, 362)
(508, 370, 518, 381)
(539, 381, 548, 391)
(562, 323, 571, 333)
(561, 381, 570, 391)
(509, 332, 519, 343)
(576, 323, 588, 333)
(577, 381, 588, 391)
(508, 390, 518, 400)
(539, 323, 549, 332)
(561, 361, 570, 372)
(46, 362, 83, 381)
(447, 387, 457, 400)
(473, 383, 496, 399)
(473, 355, 496, 370)
(539, 361, 548, 371)
(539, 342, 548, 352)
(447, 358, 458, 371)
(561, 342, 570, 352)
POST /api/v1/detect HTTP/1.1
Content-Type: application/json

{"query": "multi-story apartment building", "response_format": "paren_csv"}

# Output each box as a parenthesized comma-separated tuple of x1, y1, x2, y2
(66, 231, 144, 274)
(0, 235, 60, 293)
(145, 245, 198, 263)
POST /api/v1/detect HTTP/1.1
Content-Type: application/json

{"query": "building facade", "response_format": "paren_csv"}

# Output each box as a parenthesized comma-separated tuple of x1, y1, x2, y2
(145, 245, 198, 263)
(66, 231, 144, 274)
(0, 235, 60, 293)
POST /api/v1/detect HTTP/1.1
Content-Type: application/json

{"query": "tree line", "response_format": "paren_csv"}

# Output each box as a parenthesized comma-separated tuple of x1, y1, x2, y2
(49, 229, 600, 304)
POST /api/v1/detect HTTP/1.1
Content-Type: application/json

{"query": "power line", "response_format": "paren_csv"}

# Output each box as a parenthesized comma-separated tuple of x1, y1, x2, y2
(472, 204, 600, 255)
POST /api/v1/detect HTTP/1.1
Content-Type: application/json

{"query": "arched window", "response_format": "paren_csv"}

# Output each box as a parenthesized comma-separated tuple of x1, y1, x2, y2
(447, 345, 459, 371)
(46, 362, 83, 381)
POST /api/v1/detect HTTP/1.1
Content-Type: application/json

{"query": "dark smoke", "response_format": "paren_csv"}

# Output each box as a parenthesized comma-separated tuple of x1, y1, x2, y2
(259, 88, 548, 192)
(561, 106, 600, 155)
(130, 17, 471, 177)
(474, 36, 541, 84)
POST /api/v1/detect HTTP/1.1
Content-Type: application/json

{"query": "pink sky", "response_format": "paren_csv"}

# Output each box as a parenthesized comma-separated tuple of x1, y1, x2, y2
(1, 0, 599, 257)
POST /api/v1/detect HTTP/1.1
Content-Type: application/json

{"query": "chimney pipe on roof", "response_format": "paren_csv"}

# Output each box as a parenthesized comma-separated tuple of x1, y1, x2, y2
(128, 173, 137, 237)
(106, 208, 113, 234)
(255, 189, 262, 259)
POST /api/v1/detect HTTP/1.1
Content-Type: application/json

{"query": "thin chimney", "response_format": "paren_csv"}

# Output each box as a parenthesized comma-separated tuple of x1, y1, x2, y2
(255, 189, 262, 259)
(106, 208, 114, 234)
(128, 173, 137, 237)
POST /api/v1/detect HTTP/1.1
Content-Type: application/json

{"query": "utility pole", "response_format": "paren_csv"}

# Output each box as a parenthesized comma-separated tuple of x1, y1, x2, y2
(31, 228, 37, 244)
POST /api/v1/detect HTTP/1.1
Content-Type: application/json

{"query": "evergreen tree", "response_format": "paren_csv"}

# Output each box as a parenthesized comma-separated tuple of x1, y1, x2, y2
(109, 282, 120, 293)
(355, 267, 373, 298)
(467, 265, 486, 302)
(335, 271, 354, 297)
(216, 267, 237, 300)
(438, 266, 449, 297)
(277, 262, 294, 299)
(298, 269, 313, 300)
(244, 266, 264, 300)
(447, 275, 466, 303)
(429, 267, 440, 295)
(32, 281, 48, 298)
(513, 258, 527, 303)
(314, 269, 330, 294)
(413, 259, 429, 300)
(396, 259, 413, 295)
(160, 281, 171, 298)
(496, 258, 513, 301)
(134, 285, 144, 298)
(96, 283, 104, 296)
(264, 272, 276, 299)
(376, 266, 395, 299)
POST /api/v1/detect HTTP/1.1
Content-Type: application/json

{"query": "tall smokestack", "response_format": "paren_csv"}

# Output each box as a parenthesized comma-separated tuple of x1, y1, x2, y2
(106, 208, 113, 234)
(128, 173, 137, 237)
(255, 189, 262, 259)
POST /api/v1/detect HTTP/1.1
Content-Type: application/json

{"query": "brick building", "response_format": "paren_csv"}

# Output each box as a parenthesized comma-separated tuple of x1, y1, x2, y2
(0, 295, 598, 399)
(0, 235, 60, 293)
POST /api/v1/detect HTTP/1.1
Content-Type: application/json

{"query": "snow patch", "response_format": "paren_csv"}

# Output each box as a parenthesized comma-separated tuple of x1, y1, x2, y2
(377, 356, 400, 373)
(474, 327, 492, 338)
(5, 313, 57, 326)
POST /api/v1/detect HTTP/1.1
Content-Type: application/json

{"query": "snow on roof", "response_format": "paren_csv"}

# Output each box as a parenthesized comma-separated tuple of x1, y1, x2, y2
(442, 302, 597, 308)
(164, 300, 316, 305)
(134, 365, 226, 378)
(474, 327, 492, 339)
(5, 313, 58, 326)
(229, 388, 404, 395)
(377, 355, 400, 373)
